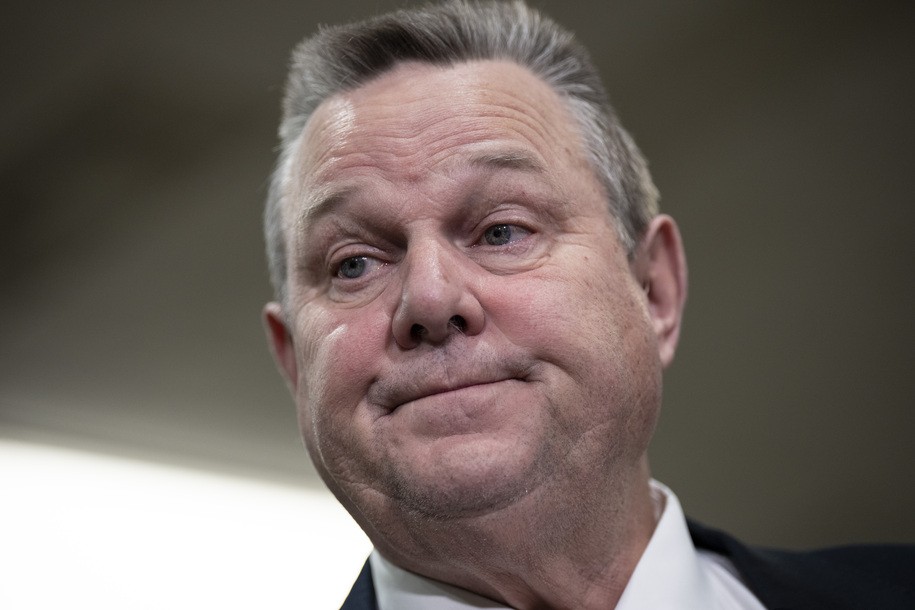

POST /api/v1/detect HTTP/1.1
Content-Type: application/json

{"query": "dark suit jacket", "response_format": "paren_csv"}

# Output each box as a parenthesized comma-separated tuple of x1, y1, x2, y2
(340, 520, 915, 609)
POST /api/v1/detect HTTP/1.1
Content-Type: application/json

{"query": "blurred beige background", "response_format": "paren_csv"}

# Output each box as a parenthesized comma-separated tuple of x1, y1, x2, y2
(2, 0, 913, 550)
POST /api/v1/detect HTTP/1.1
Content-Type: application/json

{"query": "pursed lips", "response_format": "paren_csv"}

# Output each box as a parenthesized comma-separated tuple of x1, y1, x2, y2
(365, 346, 539, 416)
(386, 378, 517, 412)
(368, 358, 536, 415)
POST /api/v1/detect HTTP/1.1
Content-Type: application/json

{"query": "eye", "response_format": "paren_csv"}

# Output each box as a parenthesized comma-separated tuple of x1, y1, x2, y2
(335, 255, 381, 279)
(482, 224, 530, 246)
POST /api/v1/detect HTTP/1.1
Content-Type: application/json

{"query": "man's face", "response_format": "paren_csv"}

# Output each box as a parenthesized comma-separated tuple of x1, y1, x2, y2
(269, 60, 674, 523)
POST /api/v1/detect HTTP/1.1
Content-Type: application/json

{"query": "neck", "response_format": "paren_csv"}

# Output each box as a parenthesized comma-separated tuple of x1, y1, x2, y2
(371, 460, 658, 609)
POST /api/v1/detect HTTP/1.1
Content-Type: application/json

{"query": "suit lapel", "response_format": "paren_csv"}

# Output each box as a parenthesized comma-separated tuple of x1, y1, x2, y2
(340, 559, 378, 610)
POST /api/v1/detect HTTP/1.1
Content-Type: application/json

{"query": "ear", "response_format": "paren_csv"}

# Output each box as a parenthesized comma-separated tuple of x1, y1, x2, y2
(634, 214, 688, 368)
(263, 302, 298, 393)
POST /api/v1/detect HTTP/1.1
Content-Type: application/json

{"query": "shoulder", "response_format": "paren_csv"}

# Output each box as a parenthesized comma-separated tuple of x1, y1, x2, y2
(688, 519, 915, 610)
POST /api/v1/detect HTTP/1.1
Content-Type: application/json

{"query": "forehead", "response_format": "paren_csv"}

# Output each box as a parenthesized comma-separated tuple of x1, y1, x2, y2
(286, 59, 593, 223)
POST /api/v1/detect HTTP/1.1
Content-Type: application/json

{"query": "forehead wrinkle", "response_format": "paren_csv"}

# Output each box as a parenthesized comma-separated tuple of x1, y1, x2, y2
(416, 115, 565, 182)
(288, 60, 595, 239)
(436, 92, 568, 159)
(297, 96, 357, 177)
(286, 95, 360, 237)
(293, 144, 566, 242)
(345, 63, 580, 173)
(295, 147, 551, 237)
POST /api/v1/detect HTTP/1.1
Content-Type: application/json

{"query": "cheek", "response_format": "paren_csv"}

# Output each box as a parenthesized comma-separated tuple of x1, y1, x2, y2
(484, 264, 660, 438)
(487, 266, 641, 364)
(293, 306, 390, 459)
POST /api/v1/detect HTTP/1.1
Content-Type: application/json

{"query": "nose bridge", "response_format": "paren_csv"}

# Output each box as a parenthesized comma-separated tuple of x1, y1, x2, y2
(392, 235, 484, 348)
(407, 236, 452, 293)
(401, 236, 459, 319)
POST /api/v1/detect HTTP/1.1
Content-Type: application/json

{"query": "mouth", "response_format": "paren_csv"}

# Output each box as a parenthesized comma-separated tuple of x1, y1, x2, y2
(390, 378, 519, 412)
(366, 346, 537, 417)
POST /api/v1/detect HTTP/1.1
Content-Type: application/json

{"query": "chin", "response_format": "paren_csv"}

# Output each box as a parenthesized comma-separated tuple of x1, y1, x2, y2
(382, 437, 553, 521)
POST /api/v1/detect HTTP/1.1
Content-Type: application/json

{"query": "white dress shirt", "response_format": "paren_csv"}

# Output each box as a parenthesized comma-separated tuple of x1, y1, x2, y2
(369, 481, 766, 609)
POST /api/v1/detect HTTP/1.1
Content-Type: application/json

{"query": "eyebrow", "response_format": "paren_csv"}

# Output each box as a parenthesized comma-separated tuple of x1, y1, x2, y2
(468, 150, 546, 173)
(295, 149, 547, 230)
(295, 186, 355, 232)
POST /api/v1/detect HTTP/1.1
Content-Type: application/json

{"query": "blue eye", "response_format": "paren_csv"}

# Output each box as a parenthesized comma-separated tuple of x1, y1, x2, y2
(483, 224, 528, 246)
(337, 256, 367, 279)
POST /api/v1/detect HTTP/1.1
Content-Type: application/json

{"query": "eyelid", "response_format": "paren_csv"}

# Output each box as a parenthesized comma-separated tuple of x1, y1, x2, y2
(328, 244, 387, 280)
(474, 200, 541, 229)
(328, 257, 390, 301)
(473, 220, 535, 247)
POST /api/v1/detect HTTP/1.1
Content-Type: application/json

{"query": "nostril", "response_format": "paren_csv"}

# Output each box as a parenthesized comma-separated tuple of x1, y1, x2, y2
(410, 324, 426, 341)
(449, 315, 467, 333)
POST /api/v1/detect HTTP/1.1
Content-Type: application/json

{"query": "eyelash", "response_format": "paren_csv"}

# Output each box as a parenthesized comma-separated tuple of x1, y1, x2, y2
(332, 254, 385, 281)
(476, 222, 532, 248)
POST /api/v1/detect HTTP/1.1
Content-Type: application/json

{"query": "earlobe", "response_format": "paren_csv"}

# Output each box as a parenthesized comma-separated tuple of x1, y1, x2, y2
(263, 302, 299, 392)
(638, 215, 688, 368)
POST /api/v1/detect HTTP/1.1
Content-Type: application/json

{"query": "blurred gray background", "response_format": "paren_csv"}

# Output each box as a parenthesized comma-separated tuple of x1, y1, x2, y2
(2, 1, 913, 549)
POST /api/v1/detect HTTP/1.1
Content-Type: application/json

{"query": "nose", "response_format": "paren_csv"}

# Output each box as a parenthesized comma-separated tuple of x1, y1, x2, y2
(392, 241, 485, 349)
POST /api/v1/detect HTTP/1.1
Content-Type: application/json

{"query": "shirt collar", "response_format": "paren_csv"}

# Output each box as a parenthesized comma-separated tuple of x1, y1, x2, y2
(614, 480, 716, 609)
(370, 481, 719, 609)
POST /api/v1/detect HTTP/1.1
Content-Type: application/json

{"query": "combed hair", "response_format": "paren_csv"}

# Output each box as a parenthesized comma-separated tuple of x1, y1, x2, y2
(265, 0, 659, 304)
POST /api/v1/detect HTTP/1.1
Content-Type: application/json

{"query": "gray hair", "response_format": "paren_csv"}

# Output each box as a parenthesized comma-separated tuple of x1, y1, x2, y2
(265, 0, 659, 304)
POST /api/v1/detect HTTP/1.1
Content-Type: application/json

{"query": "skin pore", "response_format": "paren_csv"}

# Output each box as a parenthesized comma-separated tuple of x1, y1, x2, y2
(265, 59, 687, 609)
